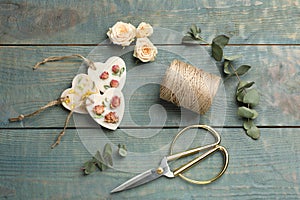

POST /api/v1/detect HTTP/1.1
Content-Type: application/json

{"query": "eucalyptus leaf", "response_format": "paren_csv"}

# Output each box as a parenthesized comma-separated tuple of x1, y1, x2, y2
(243, 120, 254, 130)
(94, 150, 106, 170)
(83, 159, 93, 169)
(243, 89, 260, 106)
(236, 91, 245, 102)
(237, 81, 248, 89)
(246, 125, 260, 139)
(94, 150, 104, 163)
(212, 35, 229, 61)
(118, 144, 128, 157)
(103, 143, 113, 166)
(190, 24, 200, 35)
(236, 81, 249, 102)
(224, 54, 243, 61)
(235, 65, 251, 76)
(224, 60, 233, 75)
(237, 81, 255, 92)
(118, 148, 127, 157)
(83, 160, 96, 175)
(212, 43, 223, 61)
(212, 35, 229, 48)
(182, 36, 202, 44)
(237, 106, 258, 119)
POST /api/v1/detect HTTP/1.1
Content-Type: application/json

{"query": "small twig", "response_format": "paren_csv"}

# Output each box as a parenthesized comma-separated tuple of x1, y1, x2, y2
(51, 110, 74, 149)
(229, 63, 241, 82)
(9, 97, 69, 122)
(33, 54, 96, 70)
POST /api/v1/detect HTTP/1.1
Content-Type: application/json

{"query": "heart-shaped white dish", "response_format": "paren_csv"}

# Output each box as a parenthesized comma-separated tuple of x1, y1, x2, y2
(86, 88, 124, 130)
(61, 74, 99, 114)
(88, 56, 126, 93)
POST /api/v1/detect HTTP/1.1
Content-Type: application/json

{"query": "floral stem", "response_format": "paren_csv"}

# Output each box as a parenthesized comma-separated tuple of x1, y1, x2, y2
(229, 63, 241, 82)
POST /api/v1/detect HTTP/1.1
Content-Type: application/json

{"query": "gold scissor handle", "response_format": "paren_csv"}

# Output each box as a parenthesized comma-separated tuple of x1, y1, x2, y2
(168, 125, 229, 184)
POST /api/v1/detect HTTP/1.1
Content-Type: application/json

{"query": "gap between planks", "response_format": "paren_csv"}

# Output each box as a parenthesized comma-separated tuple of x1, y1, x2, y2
(1, 44, 300, 47)
(1, 125, 300, 130)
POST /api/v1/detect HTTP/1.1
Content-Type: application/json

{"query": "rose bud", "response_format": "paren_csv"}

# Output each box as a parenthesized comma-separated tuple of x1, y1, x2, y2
(110, 96, 121, 108)
(110, 79, 119, 88)
(104, 112, 119, 123)
(112, 65, 120, 73)
(100, 71, 109, 80)
(136, 22, 153, 38)
(93, 105, 105, 115)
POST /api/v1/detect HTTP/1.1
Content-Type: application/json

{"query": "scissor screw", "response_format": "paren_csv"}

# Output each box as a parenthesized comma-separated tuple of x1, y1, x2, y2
(156, 167, 164, 174)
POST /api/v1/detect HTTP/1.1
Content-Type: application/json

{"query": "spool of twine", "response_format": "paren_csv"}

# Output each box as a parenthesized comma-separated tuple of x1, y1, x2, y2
(160, 59, 221, 115)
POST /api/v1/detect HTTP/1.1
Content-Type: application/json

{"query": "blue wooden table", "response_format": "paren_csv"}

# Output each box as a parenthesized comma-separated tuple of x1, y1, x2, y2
(1, 1, 299, 199)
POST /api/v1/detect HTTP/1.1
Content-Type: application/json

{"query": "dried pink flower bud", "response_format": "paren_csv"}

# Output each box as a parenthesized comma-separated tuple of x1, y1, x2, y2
(100, 71, 109, 80)
(110, 96, 121, 108)
(112, 65, 120, 73)
(104, 112, 119, 123)
(93, 105, 105, 115)
(110, 79, 119, 88)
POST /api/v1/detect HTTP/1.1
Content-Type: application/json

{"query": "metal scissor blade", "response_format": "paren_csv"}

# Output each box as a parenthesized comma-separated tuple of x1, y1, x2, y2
(110, 168, 162, 193)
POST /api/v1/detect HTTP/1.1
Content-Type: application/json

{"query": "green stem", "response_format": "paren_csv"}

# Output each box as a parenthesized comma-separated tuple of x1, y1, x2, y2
(229, 63, 241, 82)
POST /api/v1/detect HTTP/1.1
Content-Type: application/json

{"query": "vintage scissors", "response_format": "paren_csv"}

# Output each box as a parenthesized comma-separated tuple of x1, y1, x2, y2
(111, 125, 229, 193)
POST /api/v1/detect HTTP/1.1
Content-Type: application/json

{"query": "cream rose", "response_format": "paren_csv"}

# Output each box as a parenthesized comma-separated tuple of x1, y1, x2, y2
(136, 22, 153, 38)
(107, 21, 136, 46)
(133, 37, 158, 62)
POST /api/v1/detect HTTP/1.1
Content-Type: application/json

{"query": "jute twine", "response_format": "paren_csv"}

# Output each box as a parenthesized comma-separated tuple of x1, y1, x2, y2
(160, 59, 220, 115)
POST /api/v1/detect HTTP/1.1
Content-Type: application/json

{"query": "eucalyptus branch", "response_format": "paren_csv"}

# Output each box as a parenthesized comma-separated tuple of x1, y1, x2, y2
(82, 143, 113, 175)
(183, 24, 261, 139)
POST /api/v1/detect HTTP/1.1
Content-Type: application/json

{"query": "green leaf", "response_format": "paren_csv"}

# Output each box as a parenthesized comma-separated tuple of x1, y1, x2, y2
(212, 35, 229, 61)
(224, 54, 243, 61)
(190, 24, 200, 35)
(237, 81, 249, 90)
(224, 60, 232, 75)
(94, 150, 104, 163)
(237, 81, 255, 92)
(104, 85, 110, 89)
(212, 42, 223, 61)
(237, 106, 258, 119)
(118, 148, 127, 157)
(118, 144, 127, 157)
(235, 65, 251, 76)
(83, 160, 96, 175)
(236, 91, 245, 102)
(236, 81, 256, 103)
(103, 143, 113, 167)
(243, 120, 254, 130)
(119, 67, 125, 77)
(243, 89, 260, 106)
(212, 35, 230, 48)
(93, 150, 108, 171)
(182, 35, 202, 44)
(246, 125, 260, 139)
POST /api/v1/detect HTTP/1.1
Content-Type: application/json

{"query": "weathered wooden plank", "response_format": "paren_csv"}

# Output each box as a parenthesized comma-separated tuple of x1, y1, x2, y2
(0, 128, 299, 199)
(0, 0, 299, 44)
(1, 45, 299, 128)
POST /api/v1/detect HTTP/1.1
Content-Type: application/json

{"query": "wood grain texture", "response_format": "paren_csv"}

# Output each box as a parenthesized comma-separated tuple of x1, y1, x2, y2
(0, 1, 299, 199)
(0, 128, 299, 199)
(0, 45, 299, 128)
(0, 0, 299, 44)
